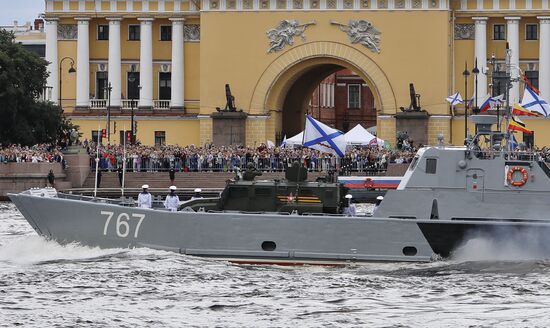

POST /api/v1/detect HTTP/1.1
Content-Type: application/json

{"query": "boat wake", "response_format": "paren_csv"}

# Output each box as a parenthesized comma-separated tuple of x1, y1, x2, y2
(0, 236, 128, 266)
(451, 227, 550, 262)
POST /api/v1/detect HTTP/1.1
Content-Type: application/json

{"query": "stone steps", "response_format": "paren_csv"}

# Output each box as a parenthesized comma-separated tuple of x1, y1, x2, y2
(81, 171, 327, 189)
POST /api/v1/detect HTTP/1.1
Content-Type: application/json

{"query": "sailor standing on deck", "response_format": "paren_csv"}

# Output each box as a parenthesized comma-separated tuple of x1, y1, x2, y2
(191, 188, 203, 200)
(137, 184, 152, 209)
(164, 186, 180, 212)
(373, 196, 384, 214)
(343, 194, 357, 217)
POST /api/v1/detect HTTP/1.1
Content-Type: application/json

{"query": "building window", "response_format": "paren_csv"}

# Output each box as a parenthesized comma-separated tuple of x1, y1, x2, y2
(526, 24, 538, 40)
(160, 26, 172, 41)
(154, 131, 166, 146)
(525, 71, 539, 89)
(97, 25, 109, 40)
(491, 71, 506, 97)
(347, 84, 361, 109)
(129, 25, 140, 41)
(159, 72, 172, 100)
(127, 72, 140, 100)
(96, 72, 108, 99)
(92, 130, 101, 143)
(493, 24, 505, 40)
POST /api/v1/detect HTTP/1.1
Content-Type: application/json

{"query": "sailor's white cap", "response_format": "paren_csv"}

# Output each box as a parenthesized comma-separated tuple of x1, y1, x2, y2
(194, 188, 202, 193)
(169, 186, 177, 190)
(376, 196, 384, 200)
(345, 194, 353, 199)
(142, 184, 149, 189)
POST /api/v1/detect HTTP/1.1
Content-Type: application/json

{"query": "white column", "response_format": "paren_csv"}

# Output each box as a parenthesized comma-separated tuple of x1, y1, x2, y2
(473, 17, 488, 102)
(506, 16, 521, 104)
(45, 18, 59, 103)
(539, 17, 550, 99)
(107, 18, 122, 107)
(139, 18, 154, 109)
(170, 18, 185, 109)
(76, 18, 90, 108)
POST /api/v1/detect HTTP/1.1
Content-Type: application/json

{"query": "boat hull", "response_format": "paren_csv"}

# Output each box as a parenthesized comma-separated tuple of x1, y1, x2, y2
(9, 193, 434, 264)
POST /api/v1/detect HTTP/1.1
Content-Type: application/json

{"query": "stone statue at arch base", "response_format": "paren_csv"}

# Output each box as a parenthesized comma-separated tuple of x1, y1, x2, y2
(394, 83, 429, 146)
(211, 84, 247, 146)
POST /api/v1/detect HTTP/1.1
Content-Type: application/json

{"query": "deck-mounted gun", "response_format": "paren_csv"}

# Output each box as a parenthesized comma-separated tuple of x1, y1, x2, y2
(400, 83, 422, 112)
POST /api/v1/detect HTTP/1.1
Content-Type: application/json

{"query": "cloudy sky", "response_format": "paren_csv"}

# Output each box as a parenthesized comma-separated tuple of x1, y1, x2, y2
(1, 0, 44, 26)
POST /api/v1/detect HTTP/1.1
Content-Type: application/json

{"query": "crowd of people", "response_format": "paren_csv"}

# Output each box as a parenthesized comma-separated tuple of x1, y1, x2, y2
(0, 144, 67, 167)
(82, 141, 416, 174)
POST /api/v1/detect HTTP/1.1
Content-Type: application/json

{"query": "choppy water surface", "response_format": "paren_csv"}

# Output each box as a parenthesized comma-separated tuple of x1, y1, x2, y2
(2, 202, 550, 327)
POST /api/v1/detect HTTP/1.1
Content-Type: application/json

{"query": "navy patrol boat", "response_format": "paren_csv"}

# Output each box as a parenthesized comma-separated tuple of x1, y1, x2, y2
(9, 117, 550, 263)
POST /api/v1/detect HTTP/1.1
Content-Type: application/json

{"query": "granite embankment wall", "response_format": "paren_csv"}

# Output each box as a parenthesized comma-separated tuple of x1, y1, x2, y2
(0, 154, 90, 199)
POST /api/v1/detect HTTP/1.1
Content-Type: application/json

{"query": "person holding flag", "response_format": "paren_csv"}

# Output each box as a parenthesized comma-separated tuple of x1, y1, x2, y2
(303, 115, 347, 157)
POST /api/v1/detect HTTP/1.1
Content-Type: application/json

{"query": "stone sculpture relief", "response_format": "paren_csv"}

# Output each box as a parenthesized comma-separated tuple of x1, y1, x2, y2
(454, 24, 475, 40)
(57, 24, 78, 40)
(184, 25, 200, 41)
(266, 20, 316, 53)
(331, 19, 382, 53)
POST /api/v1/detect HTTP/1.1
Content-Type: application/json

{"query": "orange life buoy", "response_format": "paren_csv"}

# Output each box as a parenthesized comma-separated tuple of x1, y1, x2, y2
(507, 166, 529, 187)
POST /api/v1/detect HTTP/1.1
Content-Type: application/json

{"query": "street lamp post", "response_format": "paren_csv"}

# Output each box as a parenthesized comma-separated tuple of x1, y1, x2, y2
(59, 57, 76, 110)
(472, 58, 480, 115)
(463, 62, 470, 144)
(128, 75, 136, 144)
(105, 82, 113, 144)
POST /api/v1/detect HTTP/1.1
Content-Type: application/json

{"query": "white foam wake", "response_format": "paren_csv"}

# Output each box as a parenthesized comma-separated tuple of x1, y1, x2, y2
(0, 236, 125, 265)
(452, 229, 550, 262)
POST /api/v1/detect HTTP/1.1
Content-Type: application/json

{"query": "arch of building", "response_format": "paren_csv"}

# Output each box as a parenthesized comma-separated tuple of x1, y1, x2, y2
(248, 41, 397, 141)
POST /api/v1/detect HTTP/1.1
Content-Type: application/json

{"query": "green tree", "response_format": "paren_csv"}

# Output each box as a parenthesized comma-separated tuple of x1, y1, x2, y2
(0, 29, 77, 146)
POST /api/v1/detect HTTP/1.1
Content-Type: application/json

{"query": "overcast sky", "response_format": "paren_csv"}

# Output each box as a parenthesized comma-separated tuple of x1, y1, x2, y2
(1, 0, 44, 26)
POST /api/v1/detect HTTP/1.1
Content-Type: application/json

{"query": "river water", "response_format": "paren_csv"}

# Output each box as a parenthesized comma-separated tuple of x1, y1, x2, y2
(2, 201, 550, 327)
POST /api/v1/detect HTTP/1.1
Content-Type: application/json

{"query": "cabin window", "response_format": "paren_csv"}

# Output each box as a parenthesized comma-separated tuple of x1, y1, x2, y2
(426, 158, 437, 174)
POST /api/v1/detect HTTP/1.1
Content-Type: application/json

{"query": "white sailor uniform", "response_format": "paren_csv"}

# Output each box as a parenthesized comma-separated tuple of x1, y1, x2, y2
(137, 192, 152, 209)
(164, 194, 180, 212)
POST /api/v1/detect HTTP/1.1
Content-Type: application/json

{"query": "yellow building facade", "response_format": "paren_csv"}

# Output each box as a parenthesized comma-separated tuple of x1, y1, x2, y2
(43, 0, 550, 147)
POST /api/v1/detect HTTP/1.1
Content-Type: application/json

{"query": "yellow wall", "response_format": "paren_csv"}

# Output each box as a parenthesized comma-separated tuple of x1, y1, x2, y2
(73, 118, 201, 146)
(200, 11, 450, 116)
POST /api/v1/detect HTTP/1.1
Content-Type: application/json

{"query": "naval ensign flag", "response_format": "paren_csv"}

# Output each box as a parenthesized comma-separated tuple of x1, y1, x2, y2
(303, 115, 347, 157)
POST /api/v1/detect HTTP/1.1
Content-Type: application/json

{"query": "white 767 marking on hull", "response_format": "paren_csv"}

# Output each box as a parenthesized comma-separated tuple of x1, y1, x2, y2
(101, 211, 146, 238)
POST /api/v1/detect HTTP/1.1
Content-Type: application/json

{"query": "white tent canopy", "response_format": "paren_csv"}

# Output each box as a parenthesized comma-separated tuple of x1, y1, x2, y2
(282, 131, 303, 147)
(344, 124, 378, 145)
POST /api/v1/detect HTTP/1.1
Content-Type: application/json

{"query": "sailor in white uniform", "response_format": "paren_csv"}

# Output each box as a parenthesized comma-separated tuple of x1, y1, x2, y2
(343, 194, 357, 217)
(373, 195, 384, 214)
(137, 184, 153, 209)
(190, 188, 203, 200)
(164, 186, 180, 212)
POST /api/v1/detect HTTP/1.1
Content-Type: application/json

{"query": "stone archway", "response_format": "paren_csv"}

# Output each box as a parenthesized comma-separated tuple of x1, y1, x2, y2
(248, 41, 397, 141)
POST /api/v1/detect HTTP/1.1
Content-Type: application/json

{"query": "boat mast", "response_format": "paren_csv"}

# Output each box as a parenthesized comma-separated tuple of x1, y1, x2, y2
(504, 43, 512, 143)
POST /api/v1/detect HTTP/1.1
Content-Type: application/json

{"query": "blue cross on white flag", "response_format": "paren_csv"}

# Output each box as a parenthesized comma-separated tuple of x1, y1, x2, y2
(521, 84, 550, 117)
(303, 115, 347, 157)
(280, 135, 287, 148)
(446, 92, 463, 106)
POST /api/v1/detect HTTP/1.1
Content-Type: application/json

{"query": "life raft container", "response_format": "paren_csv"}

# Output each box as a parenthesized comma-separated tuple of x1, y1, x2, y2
(507, 166, 529, 187)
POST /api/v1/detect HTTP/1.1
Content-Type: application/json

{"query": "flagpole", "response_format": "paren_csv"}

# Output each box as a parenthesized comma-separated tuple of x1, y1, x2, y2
(122, 125, 127, 197)
(93, 124, 100, 198)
